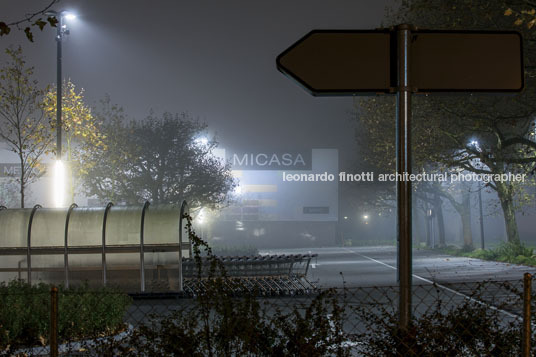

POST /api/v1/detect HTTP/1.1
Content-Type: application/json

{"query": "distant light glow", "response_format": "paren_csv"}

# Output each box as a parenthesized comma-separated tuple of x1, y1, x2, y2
(253, 228, 265, 237)
(469, 139, 482, 152)
(235, 220, 245, 231)
(196, 208, 207, 225)
(53, 160, 65, 208)
(234, 185, 242, 195)
(195, 136, 209, 146)
(343, 216, 348, 220)
(64, 13, 77, 20)
(363, 215, 369, 220)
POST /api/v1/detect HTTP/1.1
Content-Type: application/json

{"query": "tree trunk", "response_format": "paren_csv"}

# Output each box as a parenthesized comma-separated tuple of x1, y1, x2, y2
(414, 209, 424, 245)
(19, 155, 25, 208)
(461, 191, 473, 250)
(495, 181, 520, 244)
(20, 186, 24, 209)
(424, 203, 431, 247)
(434, 193, 446, 247)
(442, 188, 473, 249)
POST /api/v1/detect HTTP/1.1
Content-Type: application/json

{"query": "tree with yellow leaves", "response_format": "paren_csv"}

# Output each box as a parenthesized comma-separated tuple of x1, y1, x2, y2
(505, 6, 536, 29)
(0, 46, 53, 208)
(43, 80, 106, 203)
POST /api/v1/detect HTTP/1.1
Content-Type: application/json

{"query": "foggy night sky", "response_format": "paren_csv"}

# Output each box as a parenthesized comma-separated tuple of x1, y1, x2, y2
(1, 0, 389, 165)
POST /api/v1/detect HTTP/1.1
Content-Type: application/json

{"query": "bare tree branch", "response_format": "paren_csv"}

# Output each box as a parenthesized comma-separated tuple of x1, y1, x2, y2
(0, 0, 59, 41)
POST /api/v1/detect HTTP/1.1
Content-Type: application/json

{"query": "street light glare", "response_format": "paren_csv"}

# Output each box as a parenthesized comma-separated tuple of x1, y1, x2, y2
(195, 136, 209, 146)
(64, 13, 77, 20)
(234, 185, 242, 195)
(53, 160, 65, 208)
(196, 208, 207, 225)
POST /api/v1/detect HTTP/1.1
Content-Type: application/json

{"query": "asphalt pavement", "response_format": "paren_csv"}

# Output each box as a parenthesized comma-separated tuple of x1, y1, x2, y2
(259, 246, 536, 287)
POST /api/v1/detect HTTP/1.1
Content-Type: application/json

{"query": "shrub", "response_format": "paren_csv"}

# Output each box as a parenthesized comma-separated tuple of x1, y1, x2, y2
(444, 242, 536, 266)
(0, 280, 49, 349)
(58, 284, 132, 341)
(354, 284, 523, 356)
(494, 241, 534, 261)
(0, 280, 131, 351)
(469, 248, 498, 261)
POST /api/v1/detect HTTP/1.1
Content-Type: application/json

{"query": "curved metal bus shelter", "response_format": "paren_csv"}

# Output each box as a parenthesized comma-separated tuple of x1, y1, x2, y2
(0, 201, 190, 292)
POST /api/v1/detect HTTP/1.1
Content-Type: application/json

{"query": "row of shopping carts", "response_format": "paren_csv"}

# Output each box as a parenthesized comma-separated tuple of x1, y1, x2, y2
(182, 254, 317, 296)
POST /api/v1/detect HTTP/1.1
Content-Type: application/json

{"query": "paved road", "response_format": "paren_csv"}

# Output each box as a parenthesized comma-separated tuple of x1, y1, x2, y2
(259, 246, 536, 287)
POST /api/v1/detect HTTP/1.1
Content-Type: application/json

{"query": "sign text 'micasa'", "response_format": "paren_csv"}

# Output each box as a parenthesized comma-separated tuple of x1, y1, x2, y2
(230, 150, 312, 170)
(0, 163, 48, 178)
(0, 164, 22, 178)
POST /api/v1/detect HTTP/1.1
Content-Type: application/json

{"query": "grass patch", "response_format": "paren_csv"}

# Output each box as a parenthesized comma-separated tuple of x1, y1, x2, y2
(439, 241, 536, 266)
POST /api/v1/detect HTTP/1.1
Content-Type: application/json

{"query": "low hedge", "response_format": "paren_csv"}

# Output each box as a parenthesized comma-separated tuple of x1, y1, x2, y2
(0, 280, 131, 351)
(441, 241, 536, 266)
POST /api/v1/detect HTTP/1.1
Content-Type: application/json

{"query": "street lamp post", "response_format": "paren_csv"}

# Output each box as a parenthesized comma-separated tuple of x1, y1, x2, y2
(55, 14, 63, 161)
(46, 10, 75, 207)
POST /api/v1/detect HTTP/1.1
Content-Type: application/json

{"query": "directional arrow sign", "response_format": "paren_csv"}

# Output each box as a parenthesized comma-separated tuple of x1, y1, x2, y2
(276, 30, 394, 95)
(277, 29, 523, 95)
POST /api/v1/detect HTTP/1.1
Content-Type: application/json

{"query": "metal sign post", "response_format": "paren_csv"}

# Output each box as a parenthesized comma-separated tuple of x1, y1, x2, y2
(396, 24, 412, 328)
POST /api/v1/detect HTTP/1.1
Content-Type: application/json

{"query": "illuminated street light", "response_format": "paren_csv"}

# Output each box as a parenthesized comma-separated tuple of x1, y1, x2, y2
(45, 10, 76, 207)
(195, 136, 209, 146)
(362, 214, 369, 224)
(469, 139, 481, 152)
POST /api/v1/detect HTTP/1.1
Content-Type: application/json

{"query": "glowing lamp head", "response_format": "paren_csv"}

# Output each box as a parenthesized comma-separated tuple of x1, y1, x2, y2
(63, 13, 76, 20)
